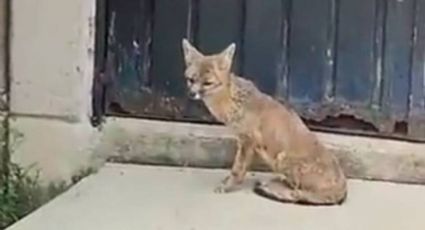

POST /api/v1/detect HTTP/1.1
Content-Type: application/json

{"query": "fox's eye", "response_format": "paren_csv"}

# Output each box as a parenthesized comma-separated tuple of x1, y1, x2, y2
(204, 81, 214, 86)
(187, 78, 195, 84)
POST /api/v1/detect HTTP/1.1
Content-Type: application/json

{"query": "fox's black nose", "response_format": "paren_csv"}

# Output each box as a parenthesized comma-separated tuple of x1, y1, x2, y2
(188, 91, 202, 100)
(188, 91, 197, 99)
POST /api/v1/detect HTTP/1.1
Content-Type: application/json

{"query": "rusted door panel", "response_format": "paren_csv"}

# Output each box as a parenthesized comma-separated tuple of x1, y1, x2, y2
(411, 0, 425, 112)
(151, 0, 188, 96)
(101, 0, 214, 122)
(408, 0, 425, 138)
(243, 0, 284, 95)
(382, 0, 414, 119)
(94, 0, 425, 141)
(288, 0, 333, 104)
(103, 0, 151, 115)
(335, 0, 376, 104)
(198, 0, 244, 73)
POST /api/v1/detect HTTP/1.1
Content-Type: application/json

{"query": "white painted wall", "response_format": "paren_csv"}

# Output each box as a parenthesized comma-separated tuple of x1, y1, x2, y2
(10, 0, 102, 184)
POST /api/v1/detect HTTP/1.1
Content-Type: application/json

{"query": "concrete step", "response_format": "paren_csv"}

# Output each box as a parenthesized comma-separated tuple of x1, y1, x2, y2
(101, 117, 425, 185)
(7, 163, 425, 230)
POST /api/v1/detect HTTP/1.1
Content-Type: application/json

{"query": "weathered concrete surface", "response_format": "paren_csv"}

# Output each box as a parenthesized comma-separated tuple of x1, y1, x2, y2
(0, 0, 7, 98)
(99, 118, 237, 168)
(100, 117, 425, 185)
(0, 114, 6, 185)
(10, 0, 95, 121)
(7, 163, 425, 230)
(9, 117, 102, 185)
(8, 0, 100, 184)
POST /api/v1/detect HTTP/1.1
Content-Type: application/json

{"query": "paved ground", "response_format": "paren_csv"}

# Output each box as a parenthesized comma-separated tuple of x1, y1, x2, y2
(8, 163, 425, 230)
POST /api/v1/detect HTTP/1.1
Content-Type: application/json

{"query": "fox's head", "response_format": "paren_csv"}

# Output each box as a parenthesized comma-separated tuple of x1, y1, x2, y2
(181, 39, 235, 100)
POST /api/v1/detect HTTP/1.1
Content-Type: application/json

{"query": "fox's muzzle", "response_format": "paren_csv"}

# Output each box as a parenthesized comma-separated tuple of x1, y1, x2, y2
(188, 91, 202, 100)
(187, 83, 204, 100)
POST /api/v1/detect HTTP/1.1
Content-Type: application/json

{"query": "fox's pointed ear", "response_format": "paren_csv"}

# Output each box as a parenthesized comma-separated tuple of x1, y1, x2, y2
(218, 43, 236, 70)
(182, 38, 202, 64)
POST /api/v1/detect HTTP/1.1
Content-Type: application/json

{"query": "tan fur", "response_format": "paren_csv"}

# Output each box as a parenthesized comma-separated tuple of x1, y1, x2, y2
(182, 39, 347, 205)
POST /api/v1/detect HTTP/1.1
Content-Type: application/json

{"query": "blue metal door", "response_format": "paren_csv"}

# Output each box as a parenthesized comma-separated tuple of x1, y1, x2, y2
(93, 0, 425, 141)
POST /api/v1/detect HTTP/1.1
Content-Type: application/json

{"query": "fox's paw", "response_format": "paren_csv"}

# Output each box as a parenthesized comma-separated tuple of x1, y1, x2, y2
(214, 176, 238, 193)
(214, 184, 231, 193)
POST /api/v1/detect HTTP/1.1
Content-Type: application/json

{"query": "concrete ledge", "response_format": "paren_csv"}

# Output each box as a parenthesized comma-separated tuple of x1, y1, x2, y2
(99, 117, 425, 184)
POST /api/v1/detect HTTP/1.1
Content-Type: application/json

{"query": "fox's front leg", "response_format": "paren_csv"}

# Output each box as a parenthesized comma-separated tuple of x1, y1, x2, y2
(215, 136, 255, 193)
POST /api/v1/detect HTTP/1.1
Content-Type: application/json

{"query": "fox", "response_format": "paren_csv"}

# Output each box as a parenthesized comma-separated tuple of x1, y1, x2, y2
(181, 39, 347, 205)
